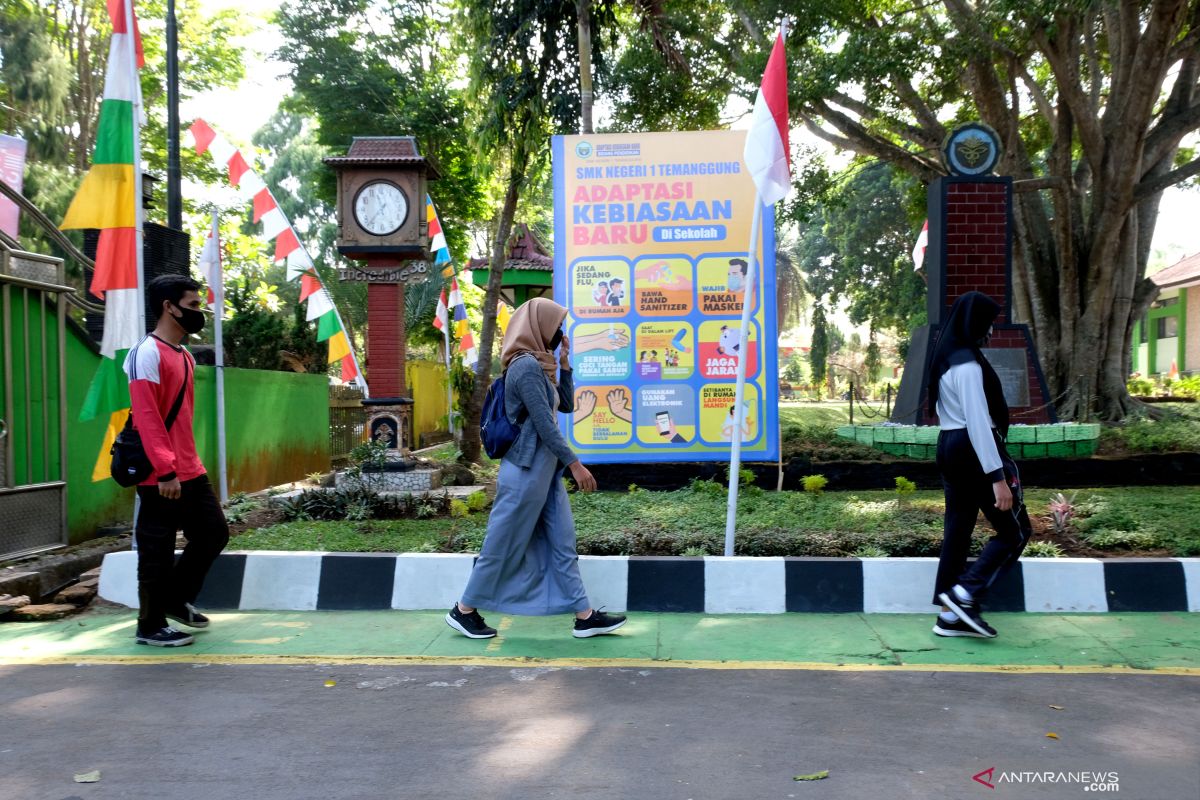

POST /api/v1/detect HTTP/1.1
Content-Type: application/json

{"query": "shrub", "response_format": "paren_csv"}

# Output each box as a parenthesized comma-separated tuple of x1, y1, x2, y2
(1127, 377, 1155, 397)
(1173, 375, 1200, 398)
(466, 491, 489, 512)
(345, 499, 372, 522)
(689, 477, 725, 497)
(449, 499, 470, 518)
(1024, 541, 1065, 558)
(681, 546, 709, 557)
(1082, 529, 1160, 550)
(803, 475, 828, 495)
(852, 545, 888, 558)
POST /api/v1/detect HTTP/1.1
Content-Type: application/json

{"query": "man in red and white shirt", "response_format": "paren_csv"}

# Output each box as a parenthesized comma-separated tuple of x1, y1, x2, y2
(124, 275, 228, 647)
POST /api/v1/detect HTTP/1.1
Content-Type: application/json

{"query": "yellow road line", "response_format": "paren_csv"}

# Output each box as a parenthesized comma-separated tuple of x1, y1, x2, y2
(2, 654, 1199, 676)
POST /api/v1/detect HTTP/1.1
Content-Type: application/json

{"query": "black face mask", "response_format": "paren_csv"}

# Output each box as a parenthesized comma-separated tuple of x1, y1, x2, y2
(548, 328, 564, 351)
(171, 303, 206, 335)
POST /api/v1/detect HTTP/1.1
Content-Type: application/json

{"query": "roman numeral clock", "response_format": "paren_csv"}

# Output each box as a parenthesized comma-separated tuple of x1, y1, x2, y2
(325, 136, 441, 456)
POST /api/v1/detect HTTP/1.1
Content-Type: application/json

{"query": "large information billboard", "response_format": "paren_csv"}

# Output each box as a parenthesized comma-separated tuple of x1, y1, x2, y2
(552, 131, 779, 463)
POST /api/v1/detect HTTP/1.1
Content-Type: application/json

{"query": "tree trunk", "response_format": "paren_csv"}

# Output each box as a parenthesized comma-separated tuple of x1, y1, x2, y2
(459, 146, 527, 463)
(576, 0, 594, 135)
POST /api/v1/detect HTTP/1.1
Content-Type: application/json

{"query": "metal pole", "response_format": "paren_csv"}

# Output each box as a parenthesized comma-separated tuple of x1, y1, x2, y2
(443, 323, 455, 439)
(212, 211, 228, 503)
(724, 197, 762, 557)
(849, 381, 854, 425)
(166, 0, 182, 229)
(124, 0, 145, 547)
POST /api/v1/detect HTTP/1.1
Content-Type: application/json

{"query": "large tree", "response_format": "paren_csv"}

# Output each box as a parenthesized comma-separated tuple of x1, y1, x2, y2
(1, 0, 245, 278)
(275, 0, 488, 261)
(797, 160, 927, 341)
(723, 0, 1200, 420)
(455, 0, 600, 462)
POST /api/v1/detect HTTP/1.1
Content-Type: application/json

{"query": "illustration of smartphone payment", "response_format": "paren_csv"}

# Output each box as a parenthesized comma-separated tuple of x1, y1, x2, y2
(656, 411, 672, 435)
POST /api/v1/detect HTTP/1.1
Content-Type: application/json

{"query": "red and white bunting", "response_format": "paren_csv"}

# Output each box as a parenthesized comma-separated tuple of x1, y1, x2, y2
(187, 117, 367, 390)
(186, 118, 312, 280)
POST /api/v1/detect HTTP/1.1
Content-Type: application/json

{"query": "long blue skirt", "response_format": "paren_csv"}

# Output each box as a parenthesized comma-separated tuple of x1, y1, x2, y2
(459, 444, 590, 615)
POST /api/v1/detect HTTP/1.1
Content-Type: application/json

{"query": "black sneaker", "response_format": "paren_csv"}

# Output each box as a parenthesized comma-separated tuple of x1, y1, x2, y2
(933, 616, 995, 638)
(937, 591, 997, 638)
(573, 609, 627, 638)
(166, 602, 210, 629)
(135, 627, 195, 647)
(445, 605, 497, 639)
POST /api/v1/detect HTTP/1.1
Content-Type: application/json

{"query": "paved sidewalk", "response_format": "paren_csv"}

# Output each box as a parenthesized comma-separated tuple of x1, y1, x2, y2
(2, 607, 1199, 673)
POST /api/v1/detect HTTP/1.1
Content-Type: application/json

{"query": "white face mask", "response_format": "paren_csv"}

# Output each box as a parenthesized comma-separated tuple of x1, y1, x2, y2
(728, 272, 744, 291)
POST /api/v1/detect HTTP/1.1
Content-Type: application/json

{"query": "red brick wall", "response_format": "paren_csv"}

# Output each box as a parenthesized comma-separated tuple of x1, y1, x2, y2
(367, 282, 407, 397)
(943, 182, 1008, 321)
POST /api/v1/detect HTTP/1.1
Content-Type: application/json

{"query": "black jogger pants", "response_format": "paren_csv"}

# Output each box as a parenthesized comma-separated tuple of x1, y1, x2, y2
(932, 428, 1033, 605)
(135, 475, 229, 632)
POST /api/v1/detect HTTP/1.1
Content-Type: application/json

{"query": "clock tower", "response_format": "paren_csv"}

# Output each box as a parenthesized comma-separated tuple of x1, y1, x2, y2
(325, 137, 440, 454)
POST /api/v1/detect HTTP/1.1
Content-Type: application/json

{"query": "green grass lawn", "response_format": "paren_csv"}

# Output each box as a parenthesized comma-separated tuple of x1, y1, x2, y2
(231, 483, 1200, 557)
(778, 402, 853, 427)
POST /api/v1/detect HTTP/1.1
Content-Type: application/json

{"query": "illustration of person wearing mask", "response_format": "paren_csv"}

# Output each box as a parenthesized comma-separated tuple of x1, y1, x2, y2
(726, 258, 755, 306)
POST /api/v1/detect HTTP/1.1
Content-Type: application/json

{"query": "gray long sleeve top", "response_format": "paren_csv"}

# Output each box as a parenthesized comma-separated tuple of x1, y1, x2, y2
(935, 360, 1004, 480)
(503, 354, 578, 469)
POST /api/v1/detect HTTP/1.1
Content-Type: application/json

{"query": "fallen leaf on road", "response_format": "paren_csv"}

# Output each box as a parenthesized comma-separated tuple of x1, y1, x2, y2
(74, 771, 101, 783)
(1046, 732, 1060, 739)
(793, 771, 829, 782)
(323, 679, 336, 688)
(1049, 705, 1064, 711)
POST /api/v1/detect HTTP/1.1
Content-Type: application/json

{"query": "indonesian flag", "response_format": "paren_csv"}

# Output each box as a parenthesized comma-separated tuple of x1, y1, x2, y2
(433, 288, 449, 333)
(197, 216, 221, 310)
(743, 32, 791, 205)
(912, 219, 929, 271)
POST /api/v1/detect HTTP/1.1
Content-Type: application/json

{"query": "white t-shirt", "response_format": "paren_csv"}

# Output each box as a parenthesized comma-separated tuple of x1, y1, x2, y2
(936, 360, 1003, 477)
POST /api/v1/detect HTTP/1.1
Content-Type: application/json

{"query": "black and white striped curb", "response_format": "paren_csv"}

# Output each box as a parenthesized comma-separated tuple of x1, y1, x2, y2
(98, 552, 1200, 613)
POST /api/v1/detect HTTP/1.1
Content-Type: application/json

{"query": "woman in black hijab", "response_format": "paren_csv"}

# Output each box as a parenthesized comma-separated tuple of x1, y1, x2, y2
(927, 291, 1032, 639)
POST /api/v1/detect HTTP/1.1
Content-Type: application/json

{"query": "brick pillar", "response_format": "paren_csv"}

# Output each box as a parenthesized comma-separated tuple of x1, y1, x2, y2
(367, 282, 407, 397)
(892, 176, 1055, 425)
(935, 180, 1011, 324)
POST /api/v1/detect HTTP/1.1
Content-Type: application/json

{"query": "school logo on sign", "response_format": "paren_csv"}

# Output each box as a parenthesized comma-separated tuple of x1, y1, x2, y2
(942, 122, 1001, 176)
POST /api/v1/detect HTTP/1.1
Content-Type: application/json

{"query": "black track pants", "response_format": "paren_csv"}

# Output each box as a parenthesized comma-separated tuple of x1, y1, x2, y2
(932, 429, 1033, 605)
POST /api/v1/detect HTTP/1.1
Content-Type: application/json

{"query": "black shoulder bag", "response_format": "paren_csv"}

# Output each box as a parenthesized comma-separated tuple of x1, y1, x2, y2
(110, 359, 189, 487)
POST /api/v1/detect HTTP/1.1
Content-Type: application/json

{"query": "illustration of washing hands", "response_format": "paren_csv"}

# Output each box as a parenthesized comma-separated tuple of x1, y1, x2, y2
(573, 328, 631, 353)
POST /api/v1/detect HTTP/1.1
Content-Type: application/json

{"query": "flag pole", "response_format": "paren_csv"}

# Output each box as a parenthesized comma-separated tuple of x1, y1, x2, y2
(442, 317, 455, 438)
(212, 210, 229, 504)
(125, 0, 144, 337)
(125, 0, 144, 548)
(724, 197, 762, 557)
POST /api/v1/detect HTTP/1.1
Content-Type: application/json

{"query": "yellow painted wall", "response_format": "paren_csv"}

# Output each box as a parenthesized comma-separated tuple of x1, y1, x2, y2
(406, 360, 453, 447)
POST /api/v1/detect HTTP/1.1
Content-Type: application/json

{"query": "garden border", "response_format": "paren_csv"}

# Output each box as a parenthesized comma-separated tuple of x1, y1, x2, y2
(591, 453, 1200, 491)
(98, 552, 1200, 614)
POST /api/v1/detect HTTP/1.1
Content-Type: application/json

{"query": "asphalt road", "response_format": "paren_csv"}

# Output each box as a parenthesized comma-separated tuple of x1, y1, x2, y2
(2, 663, 1197, 800)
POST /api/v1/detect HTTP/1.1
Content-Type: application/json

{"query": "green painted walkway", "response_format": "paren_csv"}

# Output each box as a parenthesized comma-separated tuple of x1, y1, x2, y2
(2, 608, 1199, 674)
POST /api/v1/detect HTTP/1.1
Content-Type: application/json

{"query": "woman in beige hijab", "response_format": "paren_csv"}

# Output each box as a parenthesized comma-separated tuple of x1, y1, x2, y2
(446, 298, 628, 640)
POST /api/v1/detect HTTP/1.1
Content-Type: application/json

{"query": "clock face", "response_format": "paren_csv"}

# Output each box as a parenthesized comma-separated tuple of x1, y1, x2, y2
(353, 180, 408, 236)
